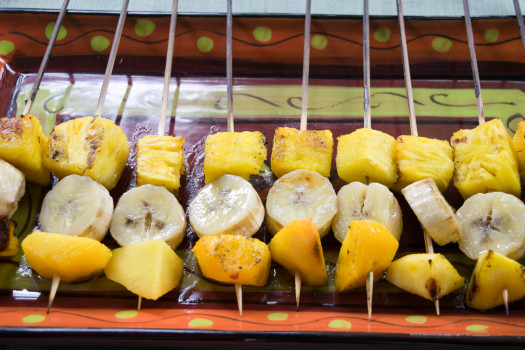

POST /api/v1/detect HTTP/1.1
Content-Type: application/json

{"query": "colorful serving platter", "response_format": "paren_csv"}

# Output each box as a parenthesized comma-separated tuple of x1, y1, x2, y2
(2, 7, 525, 346)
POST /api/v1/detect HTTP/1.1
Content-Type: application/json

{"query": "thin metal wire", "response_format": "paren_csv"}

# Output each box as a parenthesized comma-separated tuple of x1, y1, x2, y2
(22, 0, 70, 116)
(94, 0, 130, 117)
(158, 0, 179, 136)
(299, 0, 311, 131)
(363, 0, 371, 129)
(226, 0, 234, 133)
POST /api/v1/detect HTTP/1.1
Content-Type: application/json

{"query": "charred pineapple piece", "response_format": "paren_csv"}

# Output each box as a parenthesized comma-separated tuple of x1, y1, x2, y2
(451, 118, 520, 199)
(336, 128, 397, 188)
(43, 116, 130, 190)
(392, 135, 453, 193)
(192, 234, 271, 287)
(271, 127, 333, 178)
(136, 135, 185, 192)
(512, 119, 525, 184)
(203, 131, 267, 184)
(0, 115, 49, 185)
(0, 217, 19, 258)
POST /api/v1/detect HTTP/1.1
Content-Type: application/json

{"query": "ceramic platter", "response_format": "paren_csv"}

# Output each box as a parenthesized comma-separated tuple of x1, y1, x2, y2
(1, 6, 525, 347)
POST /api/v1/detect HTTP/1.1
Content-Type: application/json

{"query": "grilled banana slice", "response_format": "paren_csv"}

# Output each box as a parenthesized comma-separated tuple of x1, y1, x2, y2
(331, 181, 402, 243)
(0, 159, 25, 219)
(402, 178, 461, 246)
(266, 169, 337, 238)
(457, 192, 525, 260)
(110, 184, 186, 249)
(189, 174, 264, 238)
(40, 174, 113, 241)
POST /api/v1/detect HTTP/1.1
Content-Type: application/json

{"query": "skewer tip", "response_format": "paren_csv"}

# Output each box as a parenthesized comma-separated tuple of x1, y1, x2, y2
(235, 284, 243, 317)
(137, 296, 142, 310)
(503, 289, 509, 317)
(366, 271, 373, 321)
(47, 272, 60, 314)
(295, 271, 302, 312)
(434, 299, 440, 316)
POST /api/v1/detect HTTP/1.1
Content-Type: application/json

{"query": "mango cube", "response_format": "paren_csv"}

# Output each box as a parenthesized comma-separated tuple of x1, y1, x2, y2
(268, 219, 327, 286)
(451, 118, 520, 199)
(335, 220, 398, 291)
(466, 250, 525, 310)
(21, 230, 111, 283)
(43, 116, 130, 190)
(393, 135, 453, 192)
(386, 253, 464, 301)
(336, 128, 397, 188)
(0, 114, 49, 185)
(104, 240, 184, 300)
(192, 234, 271, 286)
(136, 135, 185, 192)
(271, 127, 333, 178)
(203, 131, 267, 184)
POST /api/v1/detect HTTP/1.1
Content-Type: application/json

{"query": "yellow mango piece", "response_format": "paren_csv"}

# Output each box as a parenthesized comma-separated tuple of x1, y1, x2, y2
(336, 128, 397, 188)
(43, 116, 130, 190)
(203, 131, 267, 184)
(451, 118, 520, 199)
(0, 218, 18, 258)
(192, 234, 271, 286)
(268, 219, 327, 286)
(21, 230, 111, 283)
(512, 119, 525, 184)
(386, 253, 464, 301)
(104, 240, 184, 300)
(335, 220, 398, 291)
(271, 127, 333, 178)
(0, 114, 50, 185)
(136, 135, 185, 192)
(466, 250, 525, 310)
(393, 135, 453, 192)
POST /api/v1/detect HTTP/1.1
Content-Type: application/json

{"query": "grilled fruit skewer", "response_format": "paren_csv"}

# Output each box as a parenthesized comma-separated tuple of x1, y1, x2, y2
(40, 175, 113, 241)
(0, 159, 25, 219)
(110, 184, 186, 249)
(266, 169, 337, 238)
(402, 178, 461, 246)
(332, 181, 402, 243)
(456, 191, 525, 260)
(189, 174, 264, 238)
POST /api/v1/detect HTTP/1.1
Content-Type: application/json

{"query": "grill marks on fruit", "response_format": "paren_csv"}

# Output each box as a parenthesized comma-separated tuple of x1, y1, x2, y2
(84, 126, 104, 172)
(425, 259, 439, 300)
(0, 217, 10, 251)
(0, 116, 24, 139)
(452, 135, 468, 145)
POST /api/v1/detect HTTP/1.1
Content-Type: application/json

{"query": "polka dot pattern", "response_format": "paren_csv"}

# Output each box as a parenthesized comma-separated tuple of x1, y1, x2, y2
(328, 320, 351, 329)
(253, 26, 272, 42)
(135, 19, 156, 37)
(197, 37, 214, 53)
(22, 315, 45, 324)
(484, 28, 499, 43)
(466, 324, 488, 333)
(405, 315, 427, 324)
(115, 310, 138, 319)
(267, 312, 288, 321)
(188, 318, 213, 328)
(0, 40, 15, 55)
(432, 37, 452, 53)
(91, 35, 110, 52)
(45, 22, 68, 41)
(311, 35, 328, 50)
(374, 27, 391, 43)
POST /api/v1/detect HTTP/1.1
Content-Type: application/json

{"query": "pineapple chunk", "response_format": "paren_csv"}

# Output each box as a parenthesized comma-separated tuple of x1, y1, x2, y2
(451, 118, 520, 199)
(192, 234, 271, 286)
(336, 128, 397, 188)
(43, 116, 130, 190)
(392, 135, 453, 192)
(268, 219, 327, 286)
(21, 230, 111, 283)
(104, 240, 184, 300)
(386, 253, 464, 301)
(335, 220, 398, 291)
(512, 119, 525, 184)
(0, 217, 18, 258)
(136, 135, 185, 192)
(0, 115, 49, 185)
(203, 131, 267, 184)
(271, 127, 333, 178)
(466, 250, 525, 310)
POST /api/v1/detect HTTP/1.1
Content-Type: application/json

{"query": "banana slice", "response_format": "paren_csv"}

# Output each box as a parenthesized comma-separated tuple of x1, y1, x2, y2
(402, 178, 461, 246)
(457, 192, 525, 260)
(111, 184, 186, 249)
(189, 174, 264, 238)
(40, 174, 113, 241)
(332, 181, 402, 243)
(266, 169, 336, 238)
(0, 159, 25, 219)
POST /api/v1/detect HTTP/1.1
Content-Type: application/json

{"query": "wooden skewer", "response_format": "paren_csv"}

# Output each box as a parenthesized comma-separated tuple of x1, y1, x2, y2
(22, 0, 70, 116)
(137, 296, 142, 310)
(235, 283, 243, 317)
(295, 271, 301, 312)
(461, 0, 485, 125)
(47, 273, 60, 314)
(503, 288, 509, 317)
(366, 270, 373, 321)
(396, 0, 439, 316)
(512, 0, 525, 52)
(94, 0, 130, 118)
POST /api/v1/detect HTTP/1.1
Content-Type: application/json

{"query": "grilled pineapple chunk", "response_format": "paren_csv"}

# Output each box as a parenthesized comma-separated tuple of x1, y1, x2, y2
(451, 118, 520, 199)
(512, 119, 525, 184)
(136, 135, 185, 192)
(271, 127, 333, 178)
(44, 116, 130, 190)
(0, 115, 49, 185)
(203, 131, 267, 184)
(0, 217, 19, 258)
(393, 135, 453, 193)
(336, 128, 397, 187)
